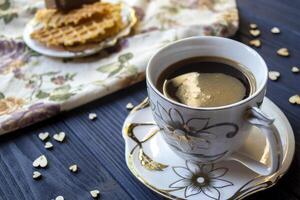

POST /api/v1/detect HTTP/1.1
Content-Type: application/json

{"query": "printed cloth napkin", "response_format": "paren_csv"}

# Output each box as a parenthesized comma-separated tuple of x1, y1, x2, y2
(0, 0, 238, 135)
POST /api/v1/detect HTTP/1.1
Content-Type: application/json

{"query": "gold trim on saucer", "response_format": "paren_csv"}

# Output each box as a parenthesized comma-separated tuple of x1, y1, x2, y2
(124, 98, 288, 200)
(124, 122, 169, 171)
(130, 97, 149, 113)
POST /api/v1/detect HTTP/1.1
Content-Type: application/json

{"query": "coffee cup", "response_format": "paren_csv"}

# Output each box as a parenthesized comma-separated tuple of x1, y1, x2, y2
(146, 36, 280, 176)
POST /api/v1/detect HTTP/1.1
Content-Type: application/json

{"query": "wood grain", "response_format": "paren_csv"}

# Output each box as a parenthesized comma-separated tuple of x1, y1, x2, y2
(0, 0, 300, 199)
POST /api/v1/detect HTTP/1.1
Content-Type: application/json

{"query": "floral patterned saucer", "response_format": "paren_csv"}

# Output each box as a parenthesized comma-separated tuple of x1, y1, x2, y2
(122, 98, 294, 200)
(23, 3, 137, 58)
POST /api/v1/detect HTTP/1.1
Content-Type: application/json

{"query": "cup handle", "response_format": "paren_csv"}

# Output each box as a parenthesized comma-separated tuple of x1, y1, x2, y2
(228, 107, 281, 176)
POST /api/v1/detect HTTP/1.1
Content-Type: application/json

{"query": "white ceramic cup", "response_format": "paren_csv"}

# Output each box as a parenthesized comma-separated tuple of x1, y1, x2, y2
(146, 36, 281, 176)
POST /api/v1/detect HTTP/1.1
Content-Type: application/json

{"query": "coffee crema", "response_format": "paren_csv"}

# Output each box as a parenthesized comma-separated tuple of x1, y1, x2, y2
(157, 56, 256, 108)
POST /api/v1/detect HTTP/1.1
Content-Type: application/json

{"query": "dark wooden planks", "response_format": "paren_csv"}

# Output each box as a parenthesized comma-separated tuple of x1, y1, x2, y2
(0, 82, 161, 200)
(236, 0, 300, 199)
(0, 116, 134, 200)
(236, 0, 300, 131)
(57, 82, 162, 200)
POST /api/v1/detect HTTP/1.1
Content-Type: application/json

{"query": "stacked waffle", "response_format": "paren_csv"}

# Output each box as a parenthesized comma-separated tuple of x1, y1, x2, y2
(30, 2, 125, 51)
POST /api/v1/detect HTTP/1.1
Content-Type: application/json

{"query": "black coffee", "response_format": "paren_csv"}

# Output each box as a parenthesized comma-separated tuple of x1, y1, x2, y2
(157, 56, 256, 107)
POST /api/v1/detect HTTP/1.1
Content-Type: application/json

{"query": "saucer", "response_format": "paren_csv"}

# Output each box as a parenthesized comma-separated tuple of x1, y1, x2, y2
(122, 97, 295, 200)
(23, 3, 137, 58)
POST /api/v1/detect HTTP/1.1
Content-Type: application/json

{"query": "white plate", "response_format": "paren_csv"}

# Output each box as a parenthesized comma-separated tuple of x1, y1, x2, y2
(122, 97, 295, 200)
(23, 3, 137, 58)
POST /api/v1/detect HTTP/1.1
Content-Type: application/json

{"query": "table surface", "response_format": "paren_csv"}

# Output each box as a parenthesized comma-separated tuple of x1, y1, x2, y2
(1, 0, 300, 199)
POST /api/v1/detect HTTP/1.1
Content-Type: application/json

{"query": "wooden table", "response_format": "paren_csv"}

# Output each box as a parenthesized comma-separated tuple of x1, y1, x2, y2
(0, 0, 299, 199)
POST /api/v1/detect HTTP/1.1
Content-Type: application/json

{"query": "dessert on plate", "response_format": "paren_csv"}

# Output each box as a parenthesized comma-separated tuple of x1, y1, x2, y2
(24, 1, 137, 57)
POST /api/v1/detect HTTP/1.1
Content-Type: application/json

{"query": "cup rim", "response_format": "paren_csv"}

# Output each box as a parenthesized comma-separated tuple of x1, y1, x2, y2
(146, 36, 268, 111)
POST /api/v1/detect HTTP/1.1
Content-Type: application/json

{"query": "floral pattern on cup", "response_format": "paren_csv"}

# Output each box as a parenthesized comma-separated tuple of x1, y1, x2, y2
(152, 101, 239, 155)
(170, 160, 233, 199)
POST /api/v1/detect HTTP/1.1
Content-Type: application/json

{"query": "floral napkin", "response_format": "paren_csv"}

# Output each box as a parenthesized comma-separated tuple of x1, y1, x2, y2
(0, 0, 238, 135)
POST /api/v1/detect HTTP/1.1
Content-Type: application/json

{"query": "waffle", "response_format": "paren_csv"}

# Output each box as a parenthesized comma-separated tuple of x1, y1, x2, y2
(64, 20, 125, 52)
(31, 5, 123, 47)
(35, 2, 113, 28)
